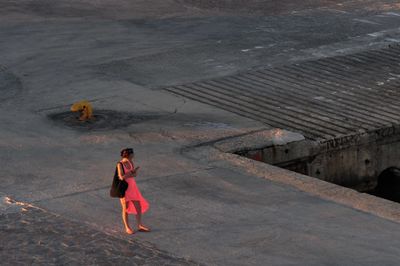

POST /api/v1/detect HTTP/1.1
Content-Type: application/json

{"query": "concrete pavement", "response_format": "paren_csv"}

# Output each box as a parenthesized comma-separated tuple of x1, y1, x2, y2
(2, 1, 400, 265)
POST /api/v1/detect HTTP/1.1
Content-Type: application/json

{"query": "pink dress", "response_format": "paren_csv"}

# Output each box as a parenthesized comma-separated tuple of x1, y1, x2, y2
(120, 160, 149, 214)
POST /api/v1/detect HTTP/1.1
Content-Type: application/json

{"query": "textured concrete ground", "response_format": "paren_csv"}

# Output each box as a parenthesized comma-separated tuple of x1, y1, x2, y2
(2, 1, 400, 265)
(0, 195, 197, 265)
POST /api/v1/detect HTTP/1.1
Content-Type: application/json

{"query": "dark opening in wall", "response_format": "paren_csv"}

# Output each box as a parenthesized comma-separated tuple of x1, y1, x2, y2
(367, 167, 400, 203)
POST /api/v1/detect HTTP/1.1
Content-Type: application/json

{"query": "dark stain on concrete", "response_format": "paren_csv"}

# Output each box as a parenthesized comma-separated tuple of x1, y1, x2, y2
(0, 65, 23, 102)
(48, 110, 163, 131)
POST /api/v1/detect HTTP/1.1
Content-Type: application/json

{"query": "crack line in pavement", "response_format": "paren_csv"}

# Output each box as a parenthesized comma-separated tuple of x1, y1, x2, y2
(181, 127, 269, 151)
(32, 167, 217, 203)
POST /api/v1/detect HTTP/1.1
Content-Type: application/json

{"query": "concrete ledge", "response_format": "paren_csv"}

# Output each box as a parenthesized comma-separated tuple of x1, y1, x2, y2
(213, 129, 305, 153)
(214, 150, 400, 223)
(187, 132, 400, 224)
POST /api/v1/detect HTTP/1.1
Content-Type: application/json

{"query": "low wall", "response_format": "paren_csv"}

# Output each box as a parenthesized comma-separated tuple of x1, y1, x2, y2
(234, 125, 400, 191)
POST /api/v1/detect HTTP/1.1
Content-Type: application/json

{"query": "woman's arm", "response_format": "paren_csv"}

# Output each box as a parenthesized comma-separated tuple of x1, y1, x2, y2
(132, 166, 140, 177)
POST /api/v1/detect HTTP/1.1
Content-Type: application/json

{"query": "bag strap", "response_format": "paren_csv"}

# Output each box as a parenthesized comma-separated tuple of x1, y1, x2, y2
(118, 162, 125, 175)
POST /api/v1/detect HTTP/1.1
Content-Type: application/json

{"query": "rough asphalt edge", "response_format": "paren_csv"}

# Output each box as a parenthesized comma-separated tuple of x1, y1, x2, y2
(184, 132, 400, 225)
(0, 196, 202, 265)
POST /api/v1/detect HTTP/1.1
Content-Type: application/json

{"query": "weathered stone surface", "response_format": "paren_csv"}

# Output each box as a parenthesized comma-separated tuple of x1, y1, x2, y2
(0, 198, 197, 266)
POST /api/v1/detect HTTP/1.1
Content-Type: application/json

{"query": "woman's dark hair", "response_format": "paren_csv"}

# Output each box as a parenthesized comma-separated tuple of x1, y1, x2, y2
(120, 148, 134, 158)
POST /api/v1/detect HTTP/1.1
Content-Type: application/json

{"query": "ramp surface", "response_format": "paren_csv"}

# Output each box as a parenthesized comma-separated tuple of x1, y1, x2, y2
(166, 45, 400, 140)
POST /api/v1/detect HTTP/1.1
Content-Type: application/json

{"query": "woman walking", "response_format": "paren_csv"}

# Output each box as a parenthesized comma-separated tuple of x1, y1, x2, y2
(118, 148, 150, 234)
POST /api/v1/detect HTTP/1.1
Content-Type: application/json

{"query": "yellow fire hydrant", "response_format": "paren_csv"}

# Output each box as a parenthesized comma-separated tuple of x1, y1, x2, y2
(71, 100, 93, 121)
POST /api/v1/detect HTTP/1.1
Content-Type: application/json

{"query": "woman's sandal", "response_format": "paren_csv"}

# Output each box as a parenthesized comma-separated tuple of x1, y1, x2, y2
(126, 228, 135, 235)
(138, 225, 151, 232)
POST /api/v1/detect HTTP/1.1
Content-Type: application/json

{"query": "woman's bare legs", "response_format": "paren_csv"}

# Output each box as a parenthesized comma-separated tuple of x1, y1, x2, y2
(133, 201, 150, 232)
(133, 201, 142, 226)
(120, 198, 134, 234)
